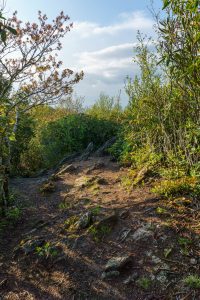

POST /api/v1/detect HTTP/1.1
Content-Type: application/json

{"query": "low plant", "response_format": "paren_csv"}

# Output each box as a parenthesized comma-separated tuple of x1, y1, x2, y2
(40, 181, 56, 193)
(35, 242, 58, 258)
(90, 206, 101, 215)
(58, 202, 71, 210)
(88, 224, 111, 242)
(136, 277, 152, 290)
(152, 177, 200, 198)
(184, 275, 200, 289)
(6, 206, 21, 223)
(178, 237, 192, 256)
(64, 215, 79, 231)
(156, 207, 167, 215)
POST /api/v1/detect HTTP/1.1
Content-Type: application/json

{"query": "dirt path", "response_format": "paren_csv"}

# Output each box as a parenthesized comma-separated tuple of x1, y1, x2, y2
(0, 156, 200, 300)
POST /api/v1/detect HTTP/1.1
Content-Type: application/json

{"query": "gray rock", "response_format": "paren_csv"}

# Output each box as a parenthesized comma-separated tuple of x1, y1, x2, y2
(190, 258, 197, 265)
(20, 239, 45, 254)
(151, 255, 162, 265)
(123, 272, 139, 285)
(79, 142, 94, 161)
(118, 228, 131, 242)
(94, 137, 116, 157)
(58, 164, 76, 175)
(105, 255, 131, 271)
(86, 162, 105, 174)
(156, 271, 168, 284)
(131, 226, 153, 242)
(75, 211, 93, 229)
(101, 271, 120, 279)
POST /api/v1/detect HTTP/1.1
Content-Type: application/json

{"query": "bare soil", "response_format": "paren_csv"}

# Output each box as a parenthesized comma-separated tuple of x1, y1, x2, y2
(0, 156, 200, 300)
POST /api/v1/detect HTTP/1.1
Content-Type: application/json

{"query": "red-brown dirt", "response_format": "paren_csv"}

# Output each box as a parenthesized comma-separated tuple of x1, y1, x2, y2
(0, 156, 200, 300)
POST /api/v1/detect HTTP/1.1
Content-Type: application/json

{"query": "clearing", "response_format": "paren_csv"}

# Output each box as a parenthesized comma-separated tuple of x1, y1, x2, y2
(0, 156, 200, 300)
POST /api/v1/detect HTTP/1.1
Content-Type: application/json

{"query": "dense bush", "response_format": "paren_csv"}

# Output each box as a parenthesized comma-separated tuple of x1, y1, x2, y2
(18, 113, 119, 174)
(111, 0, 200, 182)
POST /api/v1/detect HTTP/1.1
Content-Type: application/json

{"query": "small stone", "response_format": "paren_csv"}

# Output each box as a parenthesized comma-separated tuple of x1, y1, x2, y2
(156, 271, 168, 284)
(19, 239, 45, 254)
(75, 212, 93, 229)
(132, 226, 153, 242)
(190, 258, 197, 265)
(58, 164, 76, 175)
(118, 228, 131, 242)
(123, 272, 139, 284)
(101, 271, 120, 279)
(105, 255, 131, 271)
(151, 255, 162, 264)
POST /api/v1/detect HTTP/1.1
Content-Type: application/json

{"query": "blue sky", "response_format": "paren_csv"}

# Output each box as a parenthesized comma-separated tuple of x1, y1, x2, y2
(6, 0, 163, 106)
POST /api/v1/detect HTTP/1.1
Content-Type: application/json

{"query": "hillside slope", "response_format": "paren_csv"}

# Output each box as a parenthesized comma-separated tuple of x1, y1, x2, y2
(0, 156, 200, 300)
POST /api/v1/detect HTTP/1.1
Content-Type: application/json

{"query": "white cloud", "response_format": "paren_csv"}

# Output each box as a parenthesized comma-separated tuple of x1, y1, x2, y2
(75, 42, 138, 77)
(60, 10, 155, 105)
(73, 11, 154, 38)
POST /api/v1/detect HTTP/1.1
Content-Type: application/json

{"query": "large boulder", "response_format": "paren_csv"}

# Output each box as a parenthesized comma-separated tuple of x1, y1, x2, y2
(104, 255, 131, 271)
(94, 137, 116, 157)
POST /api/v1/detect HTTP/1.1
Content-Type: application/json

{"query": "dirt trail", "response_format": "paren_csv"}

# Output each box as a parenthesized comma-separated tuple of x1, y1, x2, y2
(0, 156, 200, 300)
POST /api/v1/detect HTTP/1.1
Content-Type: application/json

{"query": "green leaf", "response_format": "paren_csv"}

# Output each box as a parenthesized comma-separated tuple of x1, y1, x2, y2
(195, 0, 199, 8)
(162, 0, 170, 10)
(1, 30, 7, 44)
(164, 248, 172, 258)
(5, 26, 17, 35)
(0, 15, 6, 20)
(9, 133, 16, 142)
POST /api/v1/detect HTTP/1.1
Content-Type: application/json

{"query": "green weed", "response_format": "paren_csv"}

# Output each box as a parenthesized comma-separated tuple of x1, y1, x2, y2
(88, 224, 111, 242)
(35, 242, 58, 258)
(152, 177, 200, 198)
(184, 275, 200, 289)
(136, 277, 152, 290)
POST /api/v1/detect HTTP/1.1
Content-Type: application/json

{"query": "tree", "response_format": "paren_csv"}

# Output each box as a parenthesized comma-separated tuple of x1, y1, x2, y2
(86, 92, 122, 122)
(159, 0, 200, 122)
(0, 10, 83, 212)
(0, 10, 17, 43)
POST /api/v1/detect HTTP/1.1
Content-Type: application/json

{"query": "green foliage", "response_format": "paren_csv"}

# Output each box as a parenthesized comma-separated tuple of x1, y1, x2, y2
(58, 201, 71, 210)
(88, 224, 111, 242)
(156, 207, 167, 215)
(86, 93, 123, 122)
(0, 11, 17, 44)
(178, 236, 192, 255)
(35, 242, 58, 258)
(152, 177, 200, 198)
(136, 277, 152, 290)
(111, 0, 200, 184)
(64, 216, 79, 231)
(0, 206, 21, 235)
(38, 113, 118, 168)
(90, 206, 101, 215)
(6, 206, 21, 223)
(39, 181, 56, 194)
(184, 275, 200, 289)
(10, 112, 35, 175)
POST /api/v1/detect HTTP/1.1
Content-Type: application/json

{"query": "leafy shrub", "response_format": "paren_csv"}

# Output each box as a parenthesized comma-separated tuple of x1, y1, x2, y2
(136, 277, 152, 290)
(6, 206, 21, 222)
(88, 224, 111, 242)
(35, 242, 58, 258)
(184, 275, 200, 289)
(21, 113, 119, 172)
(152, 177, 200, 198)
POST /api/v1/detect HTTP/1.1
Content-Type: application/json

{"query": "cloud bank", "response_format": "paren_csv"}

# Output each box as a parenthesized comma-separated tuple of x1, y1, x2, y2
(61, 11, 155, 104)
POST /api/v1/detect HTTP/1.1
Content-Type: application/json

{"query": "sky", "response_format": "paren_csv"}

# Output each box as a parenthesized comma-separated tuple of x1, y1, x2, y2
(5, 0, 163, 106)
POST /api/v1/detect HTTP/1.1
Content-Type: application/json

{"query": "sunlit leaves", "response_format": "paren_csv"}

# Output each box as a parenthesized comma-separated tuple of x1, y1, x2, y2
(162, 0, 170, 10)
